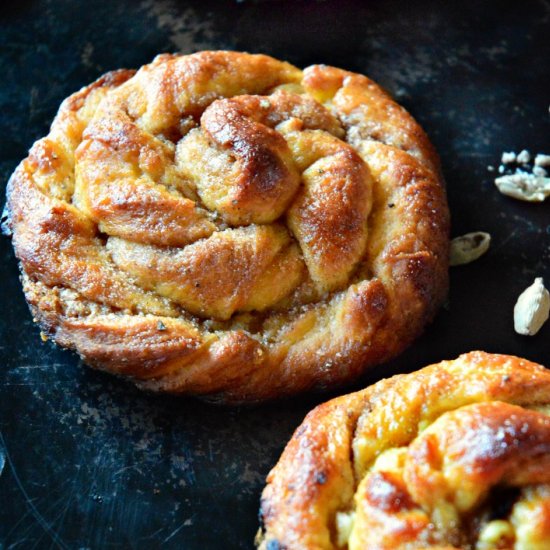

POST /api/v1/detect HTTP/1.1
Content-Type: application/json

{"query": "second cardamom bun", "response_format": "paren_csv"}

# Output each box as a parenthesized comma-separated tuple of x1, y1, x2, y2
(258, 351, 550, 548)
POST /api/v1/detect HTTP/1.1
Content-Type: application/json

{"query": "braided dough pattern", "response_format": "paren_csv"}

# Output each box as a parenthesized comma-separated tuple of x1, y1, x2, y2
(258, 352, 550, 549)
(7, 52, 449, 402)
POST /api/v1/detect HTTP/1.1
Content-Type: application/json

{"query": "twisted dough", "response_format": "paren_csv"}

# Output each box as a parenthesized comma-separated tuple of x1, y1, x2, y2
(258, 352, 550, 549)
(6, 51, 449, 402)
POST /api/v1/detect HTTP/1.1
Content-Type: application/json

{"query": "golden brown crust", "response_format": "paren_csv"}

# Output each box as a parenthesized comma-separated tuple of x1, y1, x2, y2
(6, 51, 449, 402)
(258, 352, 550, 549)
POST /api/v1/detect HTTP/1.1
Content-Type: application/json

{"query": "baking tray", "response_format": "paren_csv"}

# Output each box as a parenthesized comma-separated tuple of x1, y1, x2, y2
(1, 0, 549, 548)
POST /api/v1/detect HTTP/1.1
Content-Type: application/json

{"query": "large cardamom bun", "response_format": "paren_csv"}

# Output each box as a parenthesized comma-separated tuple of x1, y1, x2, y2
(6, 51, 449, 402)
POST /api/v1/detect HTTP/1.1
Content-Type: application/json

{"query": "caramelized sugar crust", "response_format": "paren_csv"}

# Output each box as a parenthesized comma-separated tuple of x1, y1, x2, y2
(258, 352, 550, 549)
(6, 51, 449, 402)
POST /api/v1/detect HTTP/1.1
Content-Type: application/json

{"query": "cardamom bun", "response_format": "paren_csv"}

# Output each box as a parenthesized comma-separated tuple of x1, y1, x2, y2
(258, 352, 550, 548)
(6, 51, 449, 403)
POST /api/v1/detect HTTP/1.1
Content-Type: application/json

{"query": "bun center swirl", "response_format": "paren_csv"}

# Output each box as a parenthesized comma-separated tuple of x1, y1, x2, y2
(74, 70, 373, 320)
(354, 401, 550, 548)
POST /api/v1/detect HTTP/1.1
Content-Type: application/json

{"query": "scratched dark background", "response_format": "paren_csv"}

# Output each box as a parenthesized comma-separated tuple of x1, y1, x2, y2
(0, 0, 549, 548)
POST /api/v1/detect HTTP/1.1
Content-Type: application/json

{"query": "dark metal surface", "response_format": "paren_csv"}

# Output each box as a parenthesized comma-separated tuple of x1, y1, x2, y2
(1, 0, 549, 548)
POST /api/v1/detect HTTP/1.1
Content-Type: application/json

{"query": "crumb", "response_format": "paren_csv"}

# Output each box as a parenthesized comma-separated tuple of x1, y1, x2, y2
(487, 165, 495, 172)
(501, 151, 516, 164)
(535, 153, 550, 167)
(516, 149, 531, 164)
